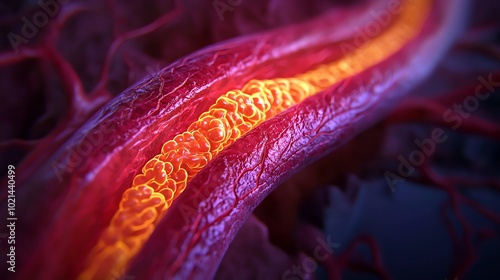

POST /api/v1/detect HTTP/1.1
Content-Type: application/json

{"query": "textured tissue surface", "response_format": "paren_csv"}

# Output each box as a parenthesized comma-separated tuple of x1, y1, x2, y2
(0, 0, 499, 279)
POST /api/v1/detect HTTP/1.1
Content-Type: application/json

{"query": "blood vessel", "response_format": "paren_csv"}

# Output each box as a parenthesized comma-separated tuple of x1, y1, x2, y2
(3, 0, 467, 279)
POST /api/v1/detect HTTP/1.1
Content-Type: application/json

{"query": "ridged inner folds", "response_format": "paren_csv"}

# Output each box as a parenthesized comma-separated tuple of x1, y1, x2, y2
(80, 0, 430, 278)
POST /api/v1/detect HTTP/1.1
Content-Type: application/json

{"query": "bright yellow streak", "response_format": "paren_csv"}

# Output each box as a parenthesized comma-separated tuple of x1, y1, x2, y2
(79, 1, 430, 278)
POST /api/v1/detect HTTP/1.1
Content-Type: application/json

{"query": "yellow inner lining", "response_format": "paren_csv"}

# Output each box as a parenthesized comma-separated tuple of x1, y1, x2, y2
(79, 1, 430, 278)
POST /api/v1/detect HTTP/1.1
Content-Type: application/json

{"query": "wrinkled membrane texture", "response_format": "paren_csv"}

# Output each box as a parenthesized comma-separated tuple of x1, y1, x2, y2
(216, 1, 500, 279)
(0, 0, 499, 279)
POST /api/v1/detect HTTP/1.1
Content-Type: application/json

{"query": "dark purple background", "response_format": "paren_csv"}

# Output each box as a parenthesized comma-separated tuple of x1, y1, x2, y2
(0, 0, 499, 279)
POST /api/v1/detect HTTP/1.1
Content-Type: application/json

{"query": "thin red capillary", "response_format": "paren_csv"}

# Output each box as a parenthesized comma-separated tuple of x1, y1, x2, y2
(377, 76, 500, 279)
(4, 0, 498, 279)
(128, 2, 496, 278)
(257, 71, 500, 280)
(136, 3, 458, 274)
(0, 1, 182, 186)
(5, 1, 385, 278)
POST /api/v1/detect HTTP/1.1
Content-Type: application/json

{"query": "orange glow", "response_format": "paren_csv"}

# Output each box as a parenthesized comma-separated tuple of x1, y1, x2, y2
(79, 0, 430, 278)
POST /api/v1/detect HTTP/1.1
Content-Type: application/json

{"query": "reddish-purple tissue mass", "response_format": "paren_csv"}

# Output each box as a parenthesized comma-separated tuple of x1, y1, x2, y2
(0, 0, 499, 279)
